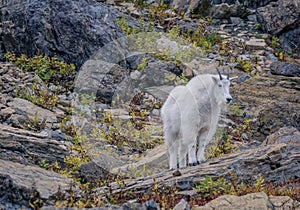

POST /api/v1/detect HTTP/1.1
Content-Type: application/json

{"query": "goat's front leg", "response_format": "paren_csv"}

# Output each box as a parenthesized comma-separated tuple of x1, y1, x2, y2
(188, 143, 197, 166)
(197, 129, 209, 163)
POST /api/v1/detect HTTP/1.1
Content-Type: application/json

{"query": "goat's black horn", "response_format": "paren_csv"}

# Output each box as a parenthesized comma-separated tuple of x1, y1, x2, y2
(227, 68, 230, 80)
(216, 67, 223, 80)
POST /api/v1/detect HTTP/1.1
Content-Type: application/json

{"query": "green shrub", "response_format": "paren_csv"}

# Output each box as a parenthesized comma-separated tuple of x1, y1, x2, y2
(208, 129, 234, 159)
(116, 17, 137, 36)
(137, 57, 147, 71)
(4, 52, 75, 88)
(194, 177, 228, 199)
(271, 36, 279, 49)
(236, 59, 252, 73)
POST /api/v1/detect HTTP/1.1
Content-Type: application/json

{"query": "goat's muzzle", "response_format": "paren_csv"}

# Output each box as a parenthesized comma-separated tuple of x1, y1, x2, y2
(226, 98, 232, 104)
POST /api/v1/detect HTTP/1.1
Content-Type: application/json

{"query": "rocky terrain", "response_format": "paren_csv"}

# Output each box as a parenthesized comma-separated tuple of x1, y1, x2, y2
(0, 0, 300, 209)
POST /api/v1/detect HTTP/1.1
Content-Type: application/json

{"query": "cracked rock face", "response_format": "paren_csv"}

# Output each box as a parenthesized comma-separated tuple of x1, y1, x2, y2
(231, 75, 300, 142)
(0, 159, 73, 209)
(0, 123, 69, 166)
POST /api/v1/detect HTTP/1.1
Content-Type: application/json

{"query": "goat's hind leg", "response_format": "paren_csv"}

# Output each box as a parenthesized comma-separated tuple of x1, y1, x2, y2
(180, 130, 197, 168)
(165, 131, 179, 170)
(168, 140, 179, 170)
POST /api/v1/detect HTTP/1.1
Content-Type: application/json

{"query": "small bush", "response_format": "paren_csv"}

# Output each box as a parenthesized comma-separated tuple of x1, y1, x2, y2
(24, 113, 47, 131)
(4, 52, 75, 89)
(271, 36, 279, 49)
(208, 129, 234, 159)
(60, 115, 77, 137)
(236, 59, 252, 73)
(116, 17, 137, 36)
(137, 57, 147, 71)
(194, 177, 228, 200)
(17, 83, 58, 109)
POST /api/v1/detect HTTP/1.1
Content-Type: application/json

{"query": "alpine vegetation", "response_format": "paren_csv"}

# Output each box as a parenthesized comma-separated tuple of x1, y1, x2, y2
(161, 68, 232, 169)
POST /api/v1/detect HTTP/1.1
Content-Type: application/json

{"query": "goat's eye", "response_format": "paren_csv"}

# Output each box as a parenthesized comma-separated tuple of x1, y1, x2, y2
(218, 84, 222, 87)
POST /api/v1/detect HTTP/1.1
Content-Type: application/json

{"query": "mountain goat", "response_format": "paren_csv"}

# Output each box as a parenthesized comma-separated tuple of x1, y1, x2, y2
(161, 69, 232, 169)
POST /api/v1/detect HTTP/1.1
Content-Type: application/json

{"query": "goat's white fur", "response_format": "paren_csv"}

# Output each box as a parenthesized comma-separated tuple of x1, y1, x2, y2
(161, 73, 232, 169)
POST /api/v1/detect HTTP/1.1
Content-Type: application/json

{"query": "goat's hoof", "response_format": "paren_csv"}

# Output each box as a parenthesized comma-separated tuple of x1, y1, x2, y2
(172, 170, 182, 176)
(189, 162, 197, 166)
(197, 160, 205, 164)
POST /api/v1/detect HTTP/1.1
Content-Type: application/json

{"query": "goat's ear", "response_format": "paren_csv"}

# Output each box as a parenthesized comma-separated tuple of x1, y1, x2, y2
(212, 76, 219, 84)
(212, 77, 220, 84)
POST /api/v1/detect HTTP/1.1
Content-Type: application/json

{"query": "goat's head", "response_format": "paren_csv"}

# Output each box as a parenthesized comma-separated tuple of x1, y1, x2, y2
(212, 68, 232, 105)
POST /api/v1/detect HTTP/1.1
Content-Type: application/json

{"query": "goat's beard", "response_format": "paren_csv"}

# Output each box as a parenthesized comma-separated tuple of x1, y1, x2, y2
(220, 101, 230, 111)
(214, 97, 227, 107)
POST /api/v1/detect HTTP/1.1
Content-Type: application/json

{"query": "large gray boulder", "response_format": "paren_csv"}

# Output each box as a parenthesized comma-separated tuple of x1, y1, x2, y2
(256, 0, 300, 35)
(170, 0, 275, 18)
(256, 0, 300, 54)
(270, 61, 300, 77)
(78, 154, 124, 183)
(195, 192, 298, 210)
(0, 0, 125, 68)
(279, 27, 300, 55)
(172, 0, 249, 18)
(74, 59, 129, 104)
(235, 0, 277, 9)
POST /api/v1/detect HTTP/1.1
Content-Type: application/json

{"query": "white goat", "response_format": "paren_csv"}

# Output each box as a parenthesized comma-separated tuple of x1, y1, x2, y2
(161, 69, 232, 169)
